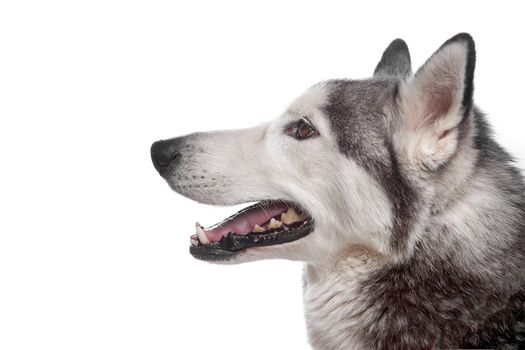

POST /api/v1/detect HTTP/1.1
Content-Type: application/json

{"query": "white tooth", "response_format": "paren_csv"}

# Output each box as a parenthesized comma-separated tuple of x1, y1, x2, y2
(253, 224, 265, 233)
(269, 218, 283, 229)
(280, 209, 296, 224)
(287, 207, 300, 221)
(281, 207, 305, 225)
(195, 222, 210, 245)
(190, 236, 199, 246)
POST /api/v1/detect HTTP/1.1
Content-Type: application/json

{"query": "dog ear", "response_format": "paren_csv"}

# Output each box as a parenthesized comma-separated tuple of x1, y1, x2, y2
(396, 33, 476, 171)
(374, 39, 412, 79)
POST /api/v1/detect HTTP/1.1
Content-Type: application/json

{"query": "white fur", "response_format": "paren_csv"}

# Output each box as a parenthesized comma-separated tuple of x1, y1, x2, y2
(177, 85, 394, 264)
(303, 247, 388, 350)
(394, 41, 468, 172)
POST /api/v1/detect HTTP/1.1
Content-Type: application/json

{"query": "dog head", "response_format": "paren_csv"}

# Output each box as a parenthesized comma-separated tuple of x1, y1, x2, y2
(152, 33, 476, 264)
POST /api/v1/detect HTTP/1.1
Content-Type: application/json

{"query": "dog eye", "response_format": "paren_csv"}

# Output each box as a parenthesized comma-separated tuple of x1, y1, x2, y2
(285, 119, 319, 140)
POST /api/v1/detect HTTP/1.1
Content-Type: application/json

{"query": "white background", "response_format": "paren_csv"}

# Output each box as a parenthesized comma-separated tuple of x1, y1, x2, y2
(1, 1, 524, 349)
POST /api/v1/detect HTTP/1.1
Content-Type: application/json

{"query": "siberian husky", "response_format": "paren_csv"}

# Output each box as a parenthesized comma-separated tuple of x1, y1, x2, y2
(151, 33, 525, 349)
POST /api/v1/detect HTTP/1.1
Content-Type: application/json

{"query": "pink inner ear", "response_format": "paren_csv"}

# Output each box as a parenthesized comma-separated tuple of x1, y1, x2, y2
(426, 89, 452, 123)
(439, 129, 450, 140)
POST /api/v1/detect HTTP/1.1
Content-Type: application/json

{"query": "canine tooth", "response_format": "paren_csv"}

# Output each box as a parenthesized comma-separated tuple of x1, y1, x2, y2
(269, 218, 283, 229)
(195, 222, 210, 245)
(253, 224, 265, 233)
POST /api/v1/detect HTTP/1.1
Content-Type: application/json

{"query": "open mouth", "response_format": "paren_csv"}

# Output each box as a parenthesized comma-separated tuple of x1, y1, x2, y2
(189, 201, 314, 261)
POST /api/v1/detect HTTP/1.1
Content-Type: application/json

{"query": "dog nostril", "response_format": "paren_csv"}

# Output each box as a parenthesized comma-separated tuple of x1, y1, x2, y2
(171, 152, 181, 163)
(151, 140, 183, 175)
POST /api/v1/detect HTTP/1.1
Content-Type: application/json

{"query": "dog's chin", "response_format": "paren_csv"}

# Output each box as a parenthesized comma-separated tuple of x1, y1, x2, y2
(186, 200, 315, 263)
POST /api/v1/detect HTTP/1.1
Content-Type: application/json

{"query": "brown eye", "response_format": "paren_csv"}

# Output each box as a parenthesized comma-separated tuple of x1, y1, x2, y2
(285, 118, 318, 140)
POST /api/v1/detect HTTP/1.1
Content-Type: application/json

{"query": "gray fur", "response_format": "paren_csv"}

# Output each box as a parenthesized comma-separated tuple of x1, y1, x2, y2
(322, 79, 419, 256)
(152, 33, 525, 349)
(374, 39, 412, 79)
(306, 35, 525, 349)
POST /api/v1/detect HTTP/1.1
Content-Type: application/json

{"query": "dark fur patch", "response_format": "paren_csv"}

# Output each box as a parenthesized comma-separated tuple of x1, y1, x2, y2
(322, 80, 418, 255)
(461, 288, 525, 348)
(440, 33, 476, 119)
(358, 234, 523, 349)
(374, 38, 412, 79)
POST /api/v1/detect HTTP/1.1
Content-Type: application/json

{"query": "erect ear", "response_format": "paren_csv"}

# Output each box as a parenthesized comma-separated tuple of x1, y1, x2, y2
(374, 39, 412, 79)
(396, 33, 476, 171)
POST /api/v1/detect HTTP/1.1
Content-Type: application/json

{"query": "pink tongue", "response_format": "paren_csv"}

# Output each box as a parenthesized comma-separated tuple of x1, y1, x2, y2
(203, 203, 289, 242)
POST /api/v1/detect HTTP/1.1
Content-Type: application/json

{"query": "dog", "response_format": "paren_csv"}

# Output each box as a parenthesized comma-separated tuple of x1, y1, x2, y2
(151, 33, 525, 349)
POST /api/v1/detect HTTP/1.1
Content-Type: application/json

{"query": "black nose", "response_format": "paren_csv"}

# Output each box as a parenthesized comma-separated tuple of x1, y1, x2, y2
(150, 139, 182, 176)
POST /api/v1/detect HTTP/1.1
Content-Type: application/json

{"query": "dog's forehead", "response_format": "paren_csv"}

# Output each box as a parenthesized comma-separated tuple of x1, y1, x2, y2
(322, 79, 397, 135)
(287, 84, 330, 117)
(324, 79, 395, 112)
(321, 79, 397, 158)
(288, 79, 395, 119)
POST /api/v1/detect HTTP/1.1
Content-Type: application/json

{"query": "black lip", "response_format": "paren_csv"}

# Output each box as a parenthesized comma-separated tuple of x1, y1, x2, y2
(189, 219, 314, 261)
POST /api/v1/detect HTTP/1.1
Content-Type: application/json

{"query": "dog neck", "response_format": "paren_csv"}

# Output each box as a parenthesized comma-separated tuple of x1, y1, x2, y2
(304, 244, 387, 285)
(302, 245, 388, 349)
